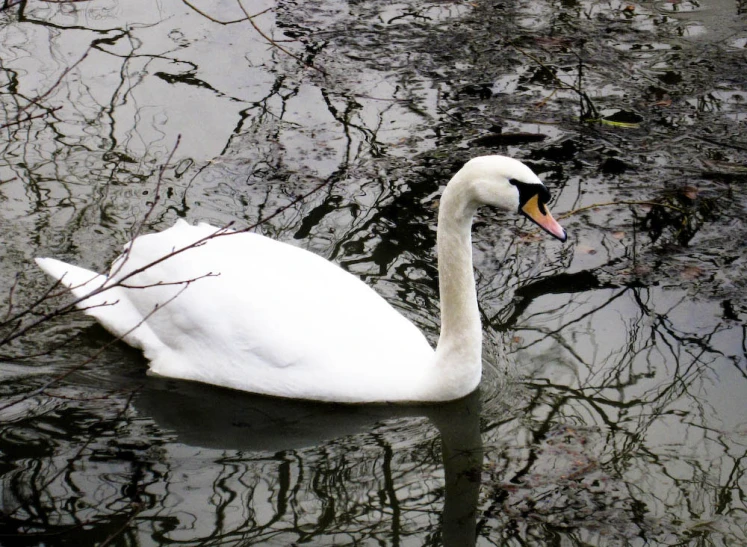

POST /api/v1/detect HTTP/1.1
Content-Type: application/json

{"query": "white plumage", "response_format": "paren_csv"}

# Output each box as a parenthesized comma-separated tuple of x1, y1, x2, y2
(36, 155, 566, 403)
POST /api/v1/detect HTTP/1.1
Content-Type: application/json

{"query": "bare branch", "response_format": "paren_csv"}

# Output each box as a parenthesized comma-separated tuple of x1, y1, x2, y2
(1, 277, 64, 334)
(0, 284, 190, 413)
(180, 0, 271, 25)
(235, 0, 326, 75)
(557, 200, 687, 220)
(6, 48, 92, 126)
(129, 134, 182, 241)
(118, 271, 219, 289)
(103, 135, 185, 284)
(0, 106, 62, 130)
(4, 273, 21, 320)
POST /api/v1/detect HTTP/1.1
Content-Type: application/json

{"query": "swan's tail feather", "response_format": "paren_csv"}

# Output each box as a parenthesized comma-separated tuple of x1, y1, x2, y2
(34, 258, 107, 300)
(34, 257, 161, 352)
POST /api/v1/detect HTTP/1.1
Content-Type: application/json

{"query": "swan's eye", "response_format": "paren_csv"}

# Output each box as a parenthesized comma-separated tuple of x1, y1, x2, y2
(509, 179, 551, 213)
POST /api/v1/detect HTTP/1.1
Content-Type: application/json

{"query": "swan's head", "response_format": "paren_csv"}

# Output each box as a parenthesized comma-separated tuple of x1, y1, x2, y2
(456, 155, 567, 242)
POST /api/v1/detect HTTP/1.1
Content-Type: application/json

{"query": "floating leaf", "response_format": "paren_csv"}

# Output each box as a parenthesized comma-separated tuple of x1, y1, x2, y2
(600, 109, 644, 128)
(599, 119, 641, 128)
(681, 265, 704, 280)
(682, 186, 699, 200)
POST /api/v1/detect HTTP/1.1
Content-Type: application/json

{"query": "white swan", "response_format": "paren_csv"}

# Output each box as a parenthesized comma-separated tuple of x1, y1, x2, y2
(36, 155, 566, 403)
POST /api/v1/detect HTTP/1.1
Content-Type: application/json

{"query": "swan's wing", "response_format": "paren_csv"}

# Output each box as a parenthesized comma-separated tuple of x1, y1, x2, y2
(108, 222, 434, 400)
(37, 221, 434, 401)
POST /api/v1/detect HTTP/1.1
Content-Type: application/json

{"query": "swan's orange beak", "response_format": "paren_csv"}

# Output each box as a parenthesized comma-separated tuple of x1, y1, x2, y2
(521, 194, 567, 242)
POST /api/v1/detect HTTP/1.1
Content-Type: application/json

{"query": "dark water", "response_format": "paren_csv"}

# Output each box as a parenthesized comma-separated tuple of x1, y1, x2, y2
(1, 0, 745, 545)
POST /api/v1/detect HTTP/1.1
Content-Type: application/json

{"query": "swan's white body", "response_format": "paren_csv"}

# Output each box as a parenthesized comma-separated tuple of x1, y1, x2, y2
(36, 156, 566, 403)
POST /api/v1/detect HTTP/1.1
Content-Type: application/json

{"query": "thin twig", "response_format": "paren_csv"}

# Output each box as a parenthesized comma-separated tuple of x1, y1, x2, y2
(557, 200, 686, 220)
(181, 0, 270, 25)
(1, 278, 64, 339)
(236, 0, 326, 74)
(11, 48, 92, 123)
(4, 274, 21, 320)
(240, 178, 332, 234)
(0, 106, 62, 130)
(98, 502, 144, 547)
(0, 285, 189, 413)
(42, 387, 138, 401)
(108, 134, 182, 286)
(511, 43, 597, 119)
(135, 135, 181, 235)
(118, 272, 218, 289)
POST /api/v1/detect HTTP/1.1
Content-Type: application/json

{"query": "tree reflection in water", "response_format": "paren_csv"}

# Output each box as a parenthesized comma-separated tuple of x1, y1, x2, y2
(1, 280, 743, 545)
(482, 286, 746, 544)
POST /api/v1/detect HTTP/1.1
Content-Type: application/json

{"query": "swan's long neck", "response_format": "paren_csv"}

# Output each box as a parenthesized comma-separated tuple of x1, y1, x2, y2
(432, 175, 483, 398)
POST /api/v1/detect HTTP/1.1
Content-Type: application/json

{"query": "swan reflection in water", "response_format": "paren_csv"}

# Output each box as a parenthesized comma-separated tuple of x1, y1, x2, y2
(136, 378, 484, 546)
